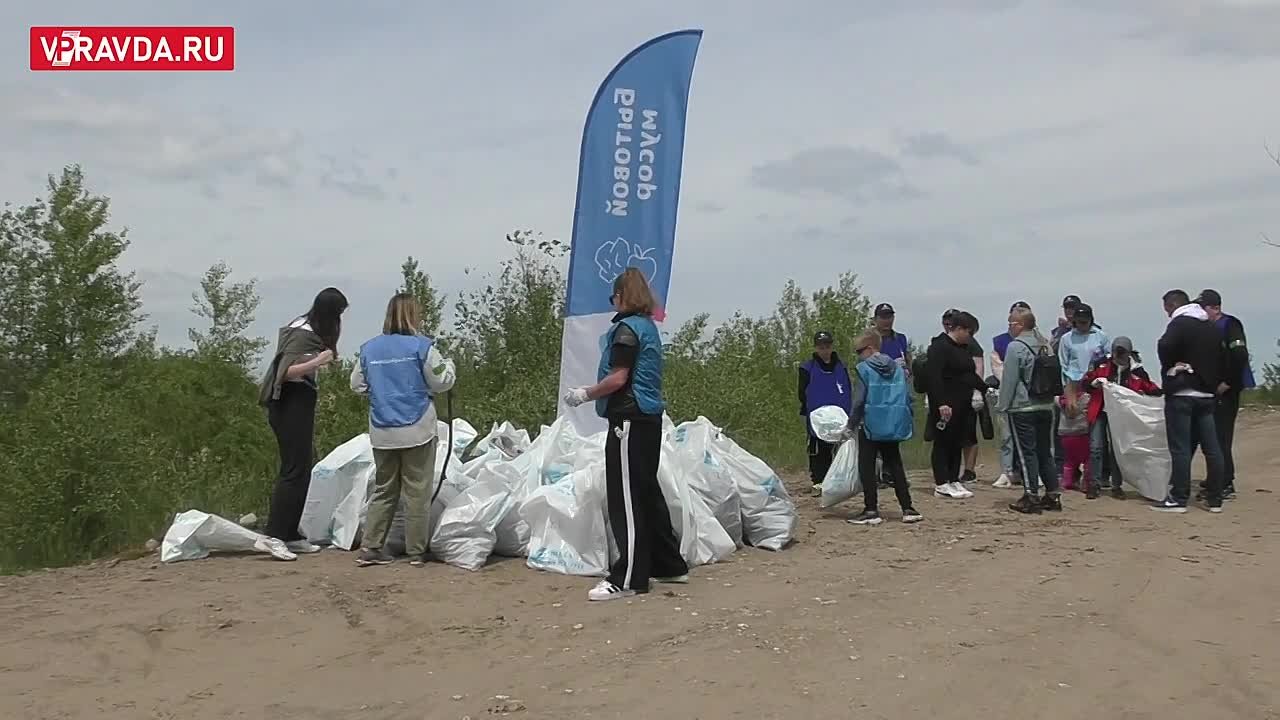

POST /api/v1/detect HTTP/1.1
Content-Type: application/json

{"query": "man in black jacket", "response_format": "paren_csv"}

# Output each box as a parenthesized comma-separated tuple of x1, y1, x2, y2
(1195, 289, 1253, 499)
(926, 310, 985, 500)
(1154, 289, 1228, 513)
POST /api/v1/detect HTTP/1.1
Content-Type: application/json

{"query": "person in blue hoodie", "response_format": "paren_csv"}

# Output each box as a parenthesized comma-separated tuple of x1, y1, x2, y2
(350, 293, 457, 567)
(841, 330, 922, 525)
(563, 268, 688, 602)
(799, 330, 854, 495)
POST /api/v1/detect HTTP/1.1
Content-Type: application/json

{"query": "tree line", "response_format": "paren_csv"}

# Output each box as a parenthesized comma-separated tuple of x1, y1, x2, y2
(2, 166, 1275, 572)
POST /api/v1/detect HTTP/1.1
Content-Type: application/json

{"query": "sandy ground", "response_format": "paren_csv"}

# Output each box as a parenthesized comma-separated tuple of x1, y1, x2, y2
(2, 411, 1278, 720)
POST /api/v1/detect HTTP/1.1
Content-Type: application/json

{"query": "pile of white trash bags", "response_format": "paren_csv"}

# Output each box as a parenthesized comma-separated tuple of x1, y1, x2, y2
(162, 415, 797, 571)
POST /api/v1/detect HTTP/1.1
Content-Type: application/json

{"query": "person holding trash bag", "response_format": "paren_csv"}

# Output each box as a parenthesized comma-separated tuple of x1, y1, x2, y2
(563, 268, 688, 602)
(257, 287, 348, 556)
(841, 331, 922, 525)
(799, 330, 854, 496)
(1082, 336, 1161, 499)
(349, 293, 457, 567)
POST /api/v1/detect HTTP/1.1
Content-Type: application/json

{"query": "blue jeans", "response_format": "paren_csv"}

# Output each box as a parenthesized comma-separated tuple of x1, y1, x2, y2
(1165, 396, 1224, 505)
(996, 410, 1016, 475)
(1008, 410, 1059, 497)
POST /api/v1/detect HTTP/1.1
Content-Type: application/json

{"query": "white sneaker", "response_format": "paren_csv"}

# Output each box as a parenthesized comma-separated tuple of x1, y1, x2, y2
(810, 483, 823, 497)
(993, 474, 1013, 489)
(588, 580, 636, 602)
(254, 537, 297, 561)
(952, 482, 975, 498)
(934, 483, 960, 499)
(285, 540, 322, 554)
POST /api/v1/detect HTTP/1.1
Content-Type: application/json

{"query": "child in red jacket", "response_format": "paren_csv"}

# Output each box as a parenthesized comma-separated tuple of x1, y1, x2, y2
(1084, 336, 1162, 498)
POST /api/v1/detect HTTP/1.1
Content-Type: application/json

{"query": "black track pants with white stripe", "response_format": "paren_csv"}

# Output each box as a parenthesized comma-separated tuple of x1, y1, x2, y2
(605, 417, 688, 592)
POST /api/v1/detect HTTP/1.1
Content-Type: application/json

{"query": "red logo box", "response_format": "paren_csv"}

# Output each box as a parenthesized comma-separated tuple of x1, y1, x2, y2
(30, 26, 235, 71)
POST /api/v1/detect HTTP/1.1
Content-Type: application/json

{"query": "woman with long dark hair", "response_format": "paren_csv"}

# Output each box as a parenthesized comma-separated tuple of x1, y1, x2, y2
(257, 287, 348, 556)
(563, 268, 688, 601)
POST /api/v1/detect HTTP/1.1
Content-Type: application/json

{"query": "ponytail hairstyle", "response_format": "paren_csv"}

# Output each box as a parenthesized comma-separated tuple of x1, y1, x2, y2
(306, 287, 349, 352)
(612, 268, 657, 316)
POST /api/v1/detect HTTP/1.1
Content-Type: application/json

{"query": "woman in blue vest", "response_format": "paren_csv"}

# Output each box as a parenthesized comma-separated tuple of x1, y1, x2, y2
(349, 293, 456, 567)
(842, 331, 921, 525)
(799, 330, 853, 495)
(257, 287, 348, 557)
(563, 268, 688, 602)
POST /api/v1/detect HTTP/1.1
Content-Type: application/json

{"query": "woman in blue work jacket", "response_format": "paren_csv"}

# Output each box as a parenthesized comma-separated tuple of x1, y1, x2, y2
(563, 268, 689, 601)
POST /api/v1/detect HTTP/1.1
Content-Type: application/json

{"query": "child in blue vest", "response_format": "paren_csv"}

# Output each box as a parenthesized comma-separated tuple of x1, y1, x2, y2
(349, 293, 456, 567)
(842, 331, 922, 525)
(563, 269, 688, 602)
(799, 330, 853, 496)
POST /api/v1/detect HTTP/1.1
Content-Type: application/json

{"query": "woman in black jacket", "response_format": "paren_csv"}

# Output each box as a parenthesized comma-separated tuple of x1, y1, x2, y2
(926, 310, 986, 499)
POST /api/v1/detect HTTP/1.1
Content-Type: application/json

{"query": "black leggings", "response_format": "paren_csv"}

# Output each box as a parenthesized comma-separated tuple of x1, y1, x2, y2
(264, 382, 317, 541)
(605, 417, 687, 592)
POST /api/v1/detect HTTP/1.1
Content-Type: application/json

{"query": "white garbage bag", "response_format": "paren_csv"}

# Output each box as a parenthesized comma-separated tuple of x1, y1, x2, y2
(299, 434, 375, 549)
(809, 405, 850, 444)
(429, 466, 516, 571)
(821, 439, 861, 508)
(712, 434, 796, 551)
(668, 417, 743, 546)
(448, 418, 479, 459)
(1103, 383, 1170, 501)
(521, 466, 610, 576)
(492, 461, 539, 557)
(539, 416, 588, 485)
(472, 421, 531, 460)
(161, 510, 294, 563)
(658, 455, 737, 566)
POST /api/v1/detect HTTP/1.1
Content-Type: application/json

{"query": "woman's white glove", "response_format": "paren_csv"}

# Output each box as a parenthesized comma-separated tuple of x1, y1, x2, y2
(971, 390, 985, 411)
(838, 426, 856, 443)
(563, 388, 590, 408)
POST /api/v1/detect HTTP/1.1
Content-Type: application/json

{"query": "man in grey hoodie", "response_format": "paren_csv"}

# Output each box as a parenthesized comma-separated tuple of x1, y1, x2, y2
(996, 306, 1062, 514)
(841, 331, 922, 526)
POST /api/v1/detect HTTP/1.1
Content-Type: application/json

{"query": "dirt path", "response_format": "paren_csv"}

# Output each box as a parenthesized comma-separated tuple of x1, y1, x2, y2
(3, 411, 1278, 720)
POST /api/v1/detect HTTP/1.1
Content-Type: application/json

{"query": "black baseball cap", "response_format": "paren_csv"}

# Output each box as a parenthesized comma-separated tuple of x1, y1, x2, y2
(874, 303, 895, 317)
(1196, 289, 1222, 307)
(1073, 302, 1095, 321)
(814, 330, 834, 345)
(1062, 294, 1082, 309)
(1010, 300, 1031, 312)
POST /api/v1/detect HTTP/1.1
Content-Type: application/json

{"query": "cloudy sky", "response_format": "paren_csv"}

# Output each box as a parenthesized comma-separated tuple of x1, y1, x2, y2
(3, 0, 1278, 372)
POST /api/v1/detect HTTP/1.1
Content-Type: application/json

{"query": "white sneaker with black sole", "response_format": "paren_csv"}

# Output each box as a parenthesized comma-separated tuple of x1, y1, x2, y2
(588, 580, 636, 602)
(993, 474, 1013, 489)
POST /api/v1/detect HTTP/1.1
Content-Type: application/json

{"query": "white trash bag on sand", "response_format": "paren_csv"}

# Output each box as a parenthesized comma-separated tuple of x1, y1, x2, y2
(1103, 383, 1170, 501)
(820, 439, 861, 509)
(521, 466, 610, 576)
(299, 434, 375, 550)
(161, 510, 294, 563)
(658, 458, 737, 566)
(712, 434, 796, 551)
(429, 467, 516, 571)
(667, 417, 743, 546)
(809, 405, 850, 444)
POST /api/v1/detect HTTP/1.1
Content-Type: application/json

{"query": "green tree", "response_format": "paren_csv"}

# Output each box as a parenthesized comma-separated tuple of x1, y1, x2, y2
(188, 261, 268, 372)
(399, 256, 447, 337)
(448, 229, 567, 430)
(0, 165, 144, 402)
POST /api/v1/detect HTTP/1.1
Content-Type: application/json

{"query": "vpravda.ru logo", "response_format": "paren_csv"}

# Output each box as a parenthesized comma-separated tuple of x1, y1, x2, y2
(29, 27, 235, 71)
